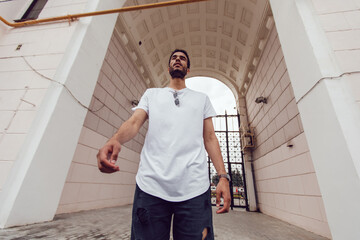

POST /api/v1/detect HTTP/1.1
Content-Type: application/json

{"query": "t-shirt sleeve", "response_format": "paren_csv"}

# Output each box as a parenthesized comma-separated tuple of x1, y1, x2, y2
(132, 89, 150, 114)
(203, 95, 217, 119)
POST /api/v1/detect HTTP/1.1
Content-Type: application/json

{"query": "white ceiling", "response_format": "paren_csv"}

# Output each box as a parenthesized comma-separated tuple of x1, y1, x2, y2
(116, 0, 272, 97)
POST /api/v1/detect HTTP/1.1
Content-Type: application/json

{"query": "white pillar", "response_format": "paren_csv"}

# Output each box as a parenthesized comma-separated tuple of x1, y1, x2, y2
(0, 0, 126, 228)
(270, 0, 360, 239)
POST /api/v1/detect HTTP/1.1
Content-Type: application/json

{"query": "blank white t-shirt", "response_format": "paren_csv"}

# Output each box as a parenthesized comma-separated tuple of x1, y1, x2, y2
(132, 87, 217, 201)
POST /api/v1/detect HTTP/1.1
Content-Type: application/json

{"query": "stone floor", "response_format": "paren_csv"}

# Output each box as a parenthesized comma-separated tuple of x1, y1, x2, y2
(0, 205, 329, 240)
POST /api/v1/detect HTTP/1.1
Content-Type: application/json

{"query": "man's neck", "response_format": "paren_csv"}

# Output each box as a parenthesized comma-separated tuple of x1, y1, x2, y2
(168, 78, 186, 90)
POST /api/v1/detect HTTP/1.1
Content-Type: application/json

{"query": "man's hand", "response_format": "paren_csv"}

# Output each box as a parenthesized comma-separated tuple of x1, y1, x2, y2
(215, 178, 231, 214)
(97, 138, 121, 173)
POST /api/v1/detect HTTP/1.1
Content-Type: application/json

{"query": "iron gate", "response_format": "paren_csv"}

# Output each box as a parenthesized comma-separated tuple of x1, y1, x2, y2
(207, 112, 249, 210)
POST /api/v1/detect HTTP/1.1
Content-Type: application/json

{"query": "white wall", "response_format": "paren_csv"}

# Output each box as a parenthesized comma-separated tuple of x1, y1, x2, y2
(246, 25, 330, 238)
(0, 0, 128, 228)
(57, 26, 148, 214)
(270, 0, 360, 239)
(0, 0, 86, 194)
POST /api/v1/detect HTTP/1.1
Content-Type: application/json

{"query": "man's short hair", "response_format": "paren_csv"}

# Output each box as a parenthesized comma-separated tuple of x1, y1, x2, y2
(168, 49, 190, 69)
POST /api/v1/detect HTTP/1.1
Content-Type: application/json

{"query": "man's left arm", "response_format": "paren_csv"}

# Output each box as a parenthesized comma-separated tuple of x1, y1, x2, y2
(203, 117, 231, 214)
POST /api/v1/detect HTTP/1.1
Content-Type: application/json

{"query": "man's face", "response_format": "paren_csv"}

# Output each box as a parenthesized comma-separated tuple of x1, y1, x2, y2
(168, 52, 189, 79)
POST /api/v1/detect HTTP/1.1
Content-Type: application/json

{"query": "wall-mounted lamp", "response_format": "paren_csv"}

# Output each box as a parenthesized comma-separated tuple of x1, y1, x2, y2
(266, 16, 274, 30)
(131, 100, 139, 107)
(130, 51, 137, 61)
(139, 66, 145, 74)
(258, 39, 266, 50)
(120, 33, 129, 45)
(255, 96, 267, 104)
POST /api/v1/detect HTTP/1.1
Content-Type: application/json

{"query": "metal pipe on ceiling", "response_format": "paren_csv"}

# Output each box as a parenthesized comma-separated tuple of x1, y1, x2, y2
(0, 0, 209, 28)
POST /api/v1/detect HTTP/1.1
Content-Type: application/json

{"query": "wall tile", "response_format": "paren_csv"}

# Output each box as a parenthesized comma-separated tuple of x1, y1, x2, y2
(319, 12, 350, 32)
(7, 111, 37, 133)
(284, 117, 301, 141)
(0, 90, 25, 110)
(77, 183, 101, 202)
(58, 182, 81, 205)
(335, 49, 360, 73)
(279, 71, 290, 91)
(302, 173, 322, 196)
(72, 144, 92, 165)
(93, 84, 107, 103)
(311, 0, 358, 14)
(100, 74, 116, 97)
(0, 111, 15, 132)
(276, 177, 289, 194)
(0, 133, 26, 160)
(84, 111, 100, 132)
(18, 89, 48, 110)
(299, 196, 323, 221)
(345, 10, 360, 29)
(104, 95, 120, 115)
(278, 86, 293, 111)
(284, 194, 301, 215)
(97, 119, 115, 139)
(287, 175, 305, 195)
(272, 128, 286, 148)
(275, 109, 289, 130)
(327, 29, 360, 51)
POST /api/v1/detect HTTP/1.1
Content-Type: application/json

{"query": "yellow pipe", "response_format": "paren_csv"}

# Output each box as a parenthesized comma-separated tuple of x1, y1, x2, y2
(0, 0, 209, 28)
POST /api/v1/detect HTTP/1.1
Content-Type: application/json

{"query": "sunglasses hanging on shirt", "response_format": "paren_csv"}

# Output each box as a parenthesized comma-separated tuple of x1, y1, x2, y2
(173, 92, 180, 106)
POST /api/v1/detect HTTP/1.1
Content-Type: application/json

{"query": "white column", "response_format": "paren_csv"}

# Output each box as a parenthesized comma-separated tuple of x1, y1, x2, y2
(0, 0, 126, 228)
(270, 0, 360, 239)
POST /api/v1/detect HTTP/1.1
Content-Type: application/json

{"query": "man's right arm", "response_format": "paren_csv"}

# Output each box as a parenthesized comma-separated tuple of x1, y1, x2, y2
(97, 109, 148, 173)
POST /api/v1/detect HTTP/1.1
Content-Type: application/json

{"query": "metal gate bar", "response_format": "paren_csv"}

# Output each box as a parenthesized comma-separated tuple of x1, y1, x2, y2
(225, 112, 234, 210)
(208, 112, 249, 210)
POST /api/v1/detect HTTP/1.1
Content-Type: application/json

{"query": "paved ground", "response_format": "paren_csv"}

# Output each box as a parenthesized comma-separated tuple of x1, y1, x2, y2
(0, 205, 329, 240)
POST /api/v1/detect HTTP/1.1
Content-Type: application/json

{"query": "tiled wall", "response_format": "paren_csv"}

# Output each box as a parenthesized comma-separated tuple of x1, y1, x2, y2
(246, 26, 331, 238)
(314, 0, 360, 106)
(57, 29, 148, 214)
(0, 0, 87, 192)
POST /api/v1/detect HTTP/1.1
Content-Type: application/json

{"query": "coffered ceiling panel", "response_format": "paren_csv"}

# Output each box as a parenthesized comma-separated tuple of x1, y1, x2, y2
(118, 0, 271, 95)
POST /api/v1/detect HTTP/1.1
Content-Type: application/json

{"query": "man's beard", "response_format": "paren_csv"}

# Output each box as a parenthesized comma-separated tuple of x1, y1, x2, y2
(169, 66, 187, 79)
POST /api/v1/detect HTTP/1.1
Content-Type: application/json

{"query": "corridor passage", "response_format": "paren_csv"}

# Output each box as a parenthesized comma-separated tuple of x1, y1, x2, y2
(0, 205, 328, 239)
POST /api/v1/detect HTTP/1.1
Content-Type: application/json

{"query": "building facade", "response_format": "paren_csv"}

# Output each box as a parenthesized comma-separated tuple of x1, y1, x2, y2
(1, 0, 360, 239)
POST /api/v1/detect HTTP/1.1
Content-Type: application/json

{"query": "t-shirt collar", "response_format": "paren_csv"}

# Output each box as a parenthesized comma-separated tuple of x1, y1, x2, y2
(165, 87, 188, 93)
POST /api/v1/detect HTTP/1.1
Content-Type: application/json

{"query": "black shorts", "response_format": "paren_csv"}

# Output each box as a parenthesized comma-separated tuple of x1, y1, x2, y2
(131, 184, 214, 240)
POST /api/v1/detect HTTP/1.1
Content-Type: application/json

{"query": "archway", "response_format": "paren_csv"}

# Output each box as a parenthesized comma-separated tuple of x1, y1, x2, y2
(186, 76, 237, 115)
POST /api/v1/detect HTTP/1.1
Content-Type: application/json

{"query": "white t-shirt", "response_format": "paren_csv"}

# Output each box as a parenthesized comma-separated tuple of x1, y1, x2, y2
(132, 87, 217, 201)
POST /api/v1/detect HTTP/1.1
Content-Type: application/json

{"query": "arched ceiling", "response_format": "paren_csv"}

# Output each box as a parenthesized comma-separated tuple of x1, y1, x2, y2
(116, 0, 273, 99)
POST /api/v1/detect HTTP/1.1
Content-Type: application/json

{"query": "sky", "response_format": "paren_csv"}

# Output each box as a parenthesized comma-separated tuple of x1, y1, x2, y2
(186, 76, 237, 115)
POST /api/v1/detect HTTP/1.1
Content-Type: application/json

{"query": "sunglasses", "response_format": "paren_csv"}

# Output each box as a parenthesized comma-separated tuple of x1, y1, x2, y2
(173, 92, 180, 106)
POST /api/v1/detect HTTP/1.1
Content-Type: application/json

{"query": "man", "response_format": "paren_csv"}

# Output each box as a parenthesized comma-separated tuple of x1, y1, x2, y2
(97, 49, 231, 240)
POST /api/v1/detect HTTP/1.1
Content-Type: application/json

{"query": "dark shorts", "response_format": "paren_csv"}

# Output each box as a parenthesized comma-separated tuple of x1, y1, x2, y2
(131, 185, 214, 240)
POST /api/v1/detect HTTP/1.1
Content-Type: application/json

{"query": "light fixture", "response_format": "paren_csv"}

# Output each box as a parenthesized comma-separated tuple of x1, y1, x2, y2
(255, 96, 267, 104)
(286, 141, 294, 148)
(252, 57, 259, 66)
(139, 66, 144, 74)
(131, 51, 137, 61)
(266, 16, 274, 30)
(131, 100, 139, 107)
(258, 39, 265, 50)
(120, 33, 129, 45)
